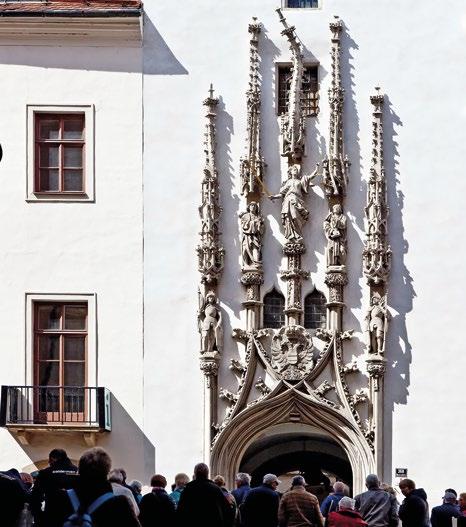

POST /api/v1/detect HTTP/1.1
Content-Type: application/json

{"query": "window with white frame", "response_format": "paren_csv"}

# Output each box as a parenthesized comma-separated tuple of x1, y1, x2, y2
(26, 105, 95, 202)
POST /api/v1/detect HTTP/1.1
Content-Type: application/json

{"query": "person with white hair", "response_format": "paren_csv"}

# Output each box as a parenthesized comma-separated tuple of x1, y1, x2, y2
(321, 481, 347, 518)
(232, 472, 252, 508)
(354, 474, 398, 527)
(278, 475, 324, 527)
(241, 473, 281, 527)
(108, 469, 140, 518)
(327, 497, 368, 527)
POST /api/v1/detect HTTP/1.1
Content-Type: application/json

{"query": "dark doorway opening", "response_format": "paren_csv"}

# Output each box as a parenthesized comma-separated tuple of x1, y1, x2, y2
(239, 429, 352, 501)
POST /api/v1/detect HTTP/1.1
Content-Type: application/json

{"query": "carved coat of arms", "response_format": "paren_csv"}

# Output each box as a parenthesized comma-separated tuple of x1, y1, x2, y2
(270, 326, 314, 380)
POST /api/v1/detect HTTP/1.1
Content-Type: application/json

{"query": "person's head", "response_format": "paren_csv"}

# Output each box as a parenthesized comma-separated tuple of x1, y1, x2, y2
(381, 483, 397, 497)
(459, 493, 466, 510)
(445, 489, 457, 497)
(213, 475, 225, 487)
(49, 449, 69, 467)
(291, 475, 306, 487)
(235, 472, 251, 488)
(333, 481, 346, 494)
(174, 473, 190, 488)
(128, 480, 142, 495)
(193, 463, 209, 480)
(371, 294, 381, 306)
(248, 202, 259, 214)
(117, 468, 127, 483)
(263, 473, 280, 489)
(206, 293, 216, 305)
(332, 204, 342, 215)
(339, 497, 356, 511)
(365, 474, 380, 490)
(108, 469, 124, 484)
(399, 478, 416, 497)
(443, 491, 457, 504)
(78, 447, 112, 482)
(151, 474, 167, 488)
(288, 164, 300, 179)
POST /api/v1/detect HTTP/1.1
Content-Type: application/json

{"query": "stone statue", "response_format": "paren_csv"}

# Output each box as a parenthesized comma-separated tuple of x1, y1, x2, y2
(198, 291, 223, 355)
(365, 293, 389, 355)
(323, 204, 347, 266)
(240, 201, 264, 268)
(270, 164, 318, 242)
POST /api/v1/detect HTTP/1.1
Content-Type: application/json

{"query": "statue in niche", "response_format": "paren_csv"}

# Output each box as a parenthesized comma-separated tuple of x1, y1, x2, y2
(240, 201, 264, 269)
(323, 204, 347, 266)
(270, 163, 318, 242)
(198, 291, 223, 355)
(365, 292, 389, 355)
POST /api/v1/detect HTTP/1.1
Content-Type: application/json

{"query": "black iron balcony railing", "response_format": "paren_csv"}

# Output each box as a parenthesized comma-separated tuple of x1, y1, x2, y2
(0, 386, 111, 431)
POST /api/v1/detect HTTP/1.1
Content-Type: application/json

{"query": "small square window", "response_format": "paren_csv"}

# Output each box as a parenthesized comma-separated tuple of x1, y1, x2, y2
(285, 0, 319, 8)
(277, 65, 319, 117)
(27, 105, 95, 202)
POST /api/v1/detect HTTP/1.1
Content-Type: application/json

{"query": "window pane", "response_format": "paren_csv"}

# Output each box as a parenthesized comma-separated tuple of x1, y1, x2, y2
(64, 362, 85, 387)
(39, 169, 59, 191)
(38, 387, 59, 413)
(264, 290, 285, 328)
(39, 361, 59, 386)
(38, 305, 62, 329)
(64, 337, 85, 360)
(39, 119, 60, 140)
(63, 119, 83, 140)
(64, 387, 85, 414)
(39, 335, 60, 360)
(63, 146, 83, 168)
(64, 306, 87, 330)
(39, 145, 59, 167)
(64, 170, 83, 192)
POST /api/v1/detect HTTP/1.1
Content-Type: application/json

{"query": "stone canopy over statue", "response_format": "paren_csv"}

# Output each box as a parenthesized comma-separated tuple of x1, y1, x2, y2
(324, 204, 347, 267)
(240, 201, 264, 269)
(198, 291, 223, 356)
(270, 164, 318, 242)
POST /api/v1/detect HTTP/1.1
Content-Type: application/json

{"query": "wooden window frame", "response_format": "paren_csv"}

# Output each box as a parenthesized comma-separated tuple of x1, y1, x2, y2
(34, 113, 85, 195)
(33, 302, 88, 422)
(276, 64, 319, 117)
(26, 105, 95, 202)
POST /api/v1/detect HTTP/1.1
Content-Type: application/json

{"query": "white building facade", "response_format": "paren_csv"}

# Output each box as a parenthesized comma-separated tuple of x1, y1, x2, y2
(0, 0, 465, 501)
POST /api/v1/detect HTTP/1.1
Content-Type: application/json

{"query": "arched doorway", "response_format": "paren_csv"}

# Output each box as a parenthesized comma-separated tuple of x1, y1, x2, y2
(239, 424, 352, 499)
(211, 385, 375, 494)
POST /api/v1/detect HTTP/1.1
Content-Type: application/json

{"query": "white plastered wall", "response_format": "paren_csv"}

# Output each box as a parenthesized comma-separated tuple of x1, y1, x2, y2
(142, 0, 466, 499)
(0, 42, 148, 481)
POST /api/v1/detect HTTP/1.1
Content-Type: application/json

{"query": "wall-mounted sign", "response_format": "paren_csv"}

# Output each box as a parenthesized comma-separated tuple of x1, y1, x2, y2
(395, 468, 408, 478)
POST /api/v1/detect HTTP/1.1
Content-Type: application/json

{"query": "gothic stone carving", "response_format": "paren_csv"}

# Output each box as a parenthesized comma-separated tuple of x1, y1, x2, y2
(324, 204, 347, 267)
(198, 291, 224, 356)
(271, 326, 314, 380)
(270, 164, 318, 243)
(365, 292, 389, 355)
(276, 8, 306, 162)
(240, 18, 265, 197)
(197, 85, 224, 285)
(240, 201, 264, 270)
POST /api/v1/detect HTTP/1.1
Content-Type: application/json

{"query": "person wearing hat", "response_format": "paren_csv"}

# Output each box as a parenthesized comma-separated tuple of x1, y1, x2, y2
(430, 491, 461, 527)
(278, 475, 324, 527)
(327, 497, 367, 527)
(241, 473, 281, 527)
(398, 479, 428, 527)
(139, 473, 176, 527)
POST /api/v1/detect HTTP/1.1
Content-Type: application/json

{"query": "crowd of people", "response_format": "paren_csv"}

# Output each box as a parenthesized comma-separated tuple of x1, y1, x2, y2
(1, 446, 465, 527)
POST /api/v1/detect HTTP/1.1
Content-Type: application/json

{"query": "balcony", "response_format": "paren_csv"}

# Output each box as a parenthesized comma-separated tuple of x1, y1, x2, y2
(0, 386, 111, 446)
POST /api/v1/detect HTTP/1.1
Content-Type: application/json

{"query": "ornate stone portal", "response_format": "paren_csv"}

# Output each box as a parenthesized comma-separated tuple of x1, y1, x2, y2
(197, 13, 392, 490)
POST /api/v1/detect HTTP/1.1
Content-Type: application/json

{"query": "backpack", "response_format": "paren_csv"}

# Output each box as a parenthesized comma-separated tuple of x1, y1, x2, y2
(63, 489, 114, 527)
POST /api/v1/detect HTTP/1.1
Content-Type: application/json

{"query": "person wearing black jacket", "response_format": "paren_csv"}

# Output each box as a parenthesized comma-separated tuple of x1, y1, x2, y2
(0, 471, 28, 527)
(399, 479, 428, 527)
(51, 447, 140, 527)
(30, 448, 78, 527)
(241, 473, 281, 527)
(139, 474, 176, 527)
(177, 463, 232, 527)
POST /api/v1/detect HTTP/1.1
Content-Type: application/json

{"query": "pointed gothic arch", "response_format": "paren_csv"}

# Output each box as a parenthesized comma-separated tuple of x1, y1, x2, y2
(304, 288, 327, 330)
(263, 288, 285, 328)
(210, 384, 375, 494)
